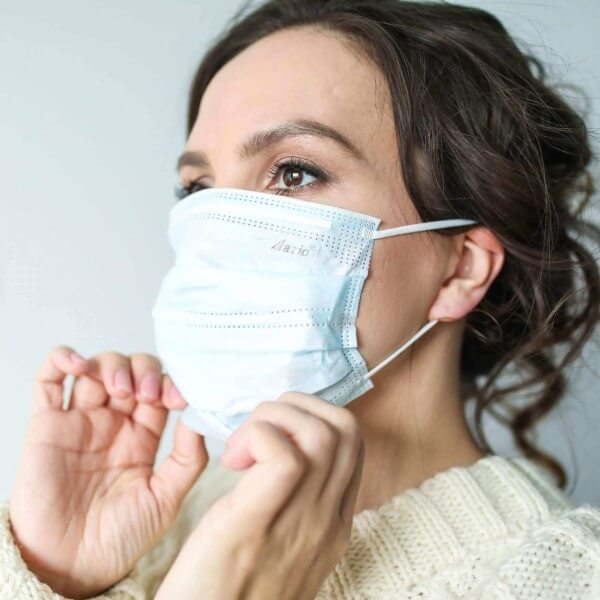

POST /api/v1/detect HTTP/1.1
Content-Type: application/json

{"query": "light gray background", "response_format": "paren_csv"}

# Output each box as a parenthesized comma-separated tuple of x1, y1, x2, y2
(1, 1, 599, 504)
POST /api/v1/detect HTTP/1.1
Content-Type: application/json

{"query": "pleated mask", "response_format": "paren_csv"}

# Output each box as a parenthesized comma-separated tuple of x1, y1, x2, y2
(151, 186, 477, 440)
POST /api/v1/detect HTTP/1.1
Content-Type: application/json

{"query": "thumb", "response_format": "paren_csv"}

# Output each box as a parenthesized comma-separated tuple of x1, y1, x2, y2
(150, 416, 209, 519)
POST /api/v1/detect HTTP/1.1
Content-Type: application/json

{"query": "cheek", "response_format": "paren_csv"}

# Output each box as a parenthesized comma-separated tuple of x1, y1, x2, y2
(355, 238, 436, 367)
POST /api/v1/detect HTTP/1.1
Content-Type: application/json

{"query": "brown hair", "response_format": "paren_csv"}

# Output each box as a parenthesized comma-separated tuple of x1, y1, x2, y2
(183, 0, 600, 488)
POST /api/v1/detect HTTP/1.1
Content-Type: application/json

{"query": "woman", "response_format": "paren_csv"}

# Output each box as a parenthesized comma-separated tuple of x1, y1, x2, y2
(2, 0, 600, 598)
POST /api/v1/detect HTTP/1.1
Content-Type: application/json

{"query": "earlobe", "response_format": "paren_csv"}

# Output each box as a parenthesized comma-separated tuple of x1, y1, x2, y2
(427, 228, 504, 322)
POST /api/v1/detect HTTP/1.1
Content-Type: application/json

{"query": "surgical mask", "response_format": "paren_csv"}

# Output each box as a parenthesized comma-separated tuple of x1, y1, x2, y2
(151, 186, 476, 441)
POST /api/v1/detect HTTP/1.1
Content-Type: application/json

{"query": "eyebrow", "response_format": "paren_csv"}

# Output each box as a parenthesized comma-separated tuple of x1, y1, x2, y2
(175, 118, 367, 172)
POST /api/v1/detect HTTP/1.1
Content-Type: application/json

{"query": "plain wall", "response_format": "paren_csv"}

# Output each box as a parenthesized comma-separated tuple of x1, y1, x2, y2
(1, 0, 599, 504)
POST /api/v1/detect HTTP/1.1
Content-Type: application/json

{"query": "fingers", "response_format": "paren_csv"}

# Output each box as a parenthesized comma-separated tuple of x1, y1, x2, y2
(71, 351, 135, 414)
(33, 346, 88, 414)
(275, 393, 364, 513)
(68, 351, 185, 421)
(130, 353, 162, 403)
(71, 351, 170, 438)
(150, 416, 209, 520)
(219, 419, 306, 532)
(161, 373, 188, 410)
(129, 353, 169, 437)
(338, 436, 365, 525)
(224, 392, 364, 525)
(130, 370, 188, 439)
(223, 400, 337, 496)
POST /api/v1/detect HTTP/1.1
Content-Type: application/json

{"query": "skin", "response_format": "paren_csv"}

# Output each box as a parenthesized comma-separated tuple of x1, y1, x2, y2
(158, 27, 504, 598)
(9, 25, 505, 600)
(9, 348, 201, 598)
(174, 25, 504, 513)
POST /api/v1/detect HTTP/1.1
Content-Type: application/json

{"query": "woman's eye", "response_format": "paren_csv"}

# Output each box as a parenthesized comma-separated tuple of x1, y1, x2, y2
(174, 180, 207, 200)
(268, 158, 328, 195)
(274, 164, 317, 191)
(174, 157, 329, 200)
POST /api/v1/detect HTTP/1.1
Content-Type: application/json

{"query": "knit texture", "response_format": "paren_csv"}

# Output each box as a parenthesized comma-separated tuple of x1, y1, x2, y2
(1, 455, 600, 599)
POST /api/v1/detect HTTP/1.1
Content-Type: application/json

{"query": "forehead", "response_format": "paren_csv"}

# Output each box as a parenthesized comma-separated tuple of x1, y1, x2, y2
(192, 26, 392, 149)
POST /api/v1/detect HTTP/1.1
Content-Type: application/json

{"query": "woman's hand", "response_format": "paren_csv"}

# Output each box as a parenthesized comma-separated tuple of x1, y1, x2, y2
(155, 391, 365, 600)
(9, 346, 207, 600)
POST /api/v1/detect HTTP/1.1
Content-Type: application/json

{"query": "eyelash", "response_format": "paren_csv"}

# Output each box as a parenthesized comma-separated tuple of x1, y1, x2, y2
(174, 157, 329, 200)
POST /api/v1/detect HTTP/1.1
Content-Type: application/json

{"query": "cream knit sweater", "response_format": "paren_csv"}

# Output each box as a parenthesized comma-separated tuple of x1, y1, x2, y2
(1, 454, 600, 599)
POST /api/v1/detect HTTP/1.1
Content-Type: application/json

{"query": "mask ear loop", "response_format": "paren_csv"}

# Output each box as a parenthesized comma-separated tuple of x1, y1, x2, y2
(358, 318, 440, 383)
(352, 217, 478, 386)
(371, 218, 478, 239)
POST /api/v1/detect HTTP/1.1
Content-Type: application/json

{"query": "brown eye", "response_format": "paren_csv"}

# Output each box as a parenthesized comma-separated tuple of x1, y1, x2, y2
(267, 157, 330, 195)
(281, 166, 310, 188)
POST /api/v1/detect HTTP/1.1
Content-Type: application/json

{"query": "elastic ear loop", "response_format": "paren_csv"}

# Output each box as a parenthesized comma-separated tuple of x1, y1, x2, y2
(371, 218, 477, 239)
(354, 217, 478, 386)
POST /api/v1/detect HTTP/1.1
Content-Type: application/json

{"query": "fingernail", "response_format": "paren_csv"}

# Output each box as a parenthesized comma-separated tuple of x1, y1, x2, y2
(115, 368, 133, 394)
(169, 383, 185, 405)
(140, 373, 161, 401)
(70, 352, 86, 366)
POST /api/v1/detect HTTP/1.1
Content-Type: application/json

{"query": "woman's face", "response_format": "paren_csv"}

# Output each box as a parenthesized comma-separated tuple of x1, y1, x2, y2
(178, 27, 457, 371)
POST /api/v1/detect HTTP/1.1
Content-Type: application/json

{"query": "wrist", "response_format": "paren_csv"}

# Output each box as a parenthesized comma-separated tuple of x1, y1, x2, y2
(156, 531, 252, 600)
(8, 517, 108, 599)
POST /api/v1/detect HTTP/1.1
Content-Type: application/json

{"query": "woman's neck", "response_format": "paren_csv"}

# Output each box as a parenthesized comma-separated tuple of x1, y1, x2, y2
(347, 320, 484, 515)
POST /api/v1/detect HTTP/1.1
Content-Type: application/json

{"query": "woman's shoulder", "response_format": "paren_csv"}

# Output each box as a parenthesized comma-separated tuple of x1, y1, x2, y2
(440, 456, 600, 598)
(317, 454, 600, 599)
(473, 503, 600, 599)
(423, 455, 600, 590)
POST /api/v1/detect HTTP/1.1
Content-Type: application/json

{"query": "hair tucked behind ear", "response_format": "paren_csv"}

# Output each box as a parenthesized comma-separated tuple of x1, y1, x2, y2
(184, 0, 600, 488)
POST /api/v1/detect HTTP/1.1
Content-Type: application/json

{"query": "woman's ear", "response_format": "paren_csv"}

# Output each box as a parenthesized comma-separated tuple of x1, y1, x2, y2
(427, 227, 505, 322)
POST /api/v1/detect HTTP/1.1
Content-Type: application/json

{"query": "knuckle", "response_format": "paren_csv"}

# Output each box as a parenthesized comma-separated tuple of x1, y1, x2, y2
(248, 419, 275, 443)
(50, 344, 73, 358)
(130, 352, 162, 371)
(277, 447, 305, 478)
(330, 506, 352, 537)
(253, 400, 276, 415)
(318, 516, 350, 555)
(337, 411, 363, 452)
(97, 351, 129, 367)
(305, 527, 327, 558)
(336, 408, 361, 438)
(94, 353, 131, 390)
(35, 347, 65, 380)
(38, 345, 80, 379)
(41, 345, 70, 371)
(307, 419, 338, 453)
(277, 390, 300, 403)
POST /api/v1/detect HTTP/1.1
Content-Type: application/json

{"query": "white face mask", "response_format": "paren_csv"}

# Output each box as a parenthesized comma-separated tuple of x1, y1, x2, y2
(151, 186, 477, 441)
